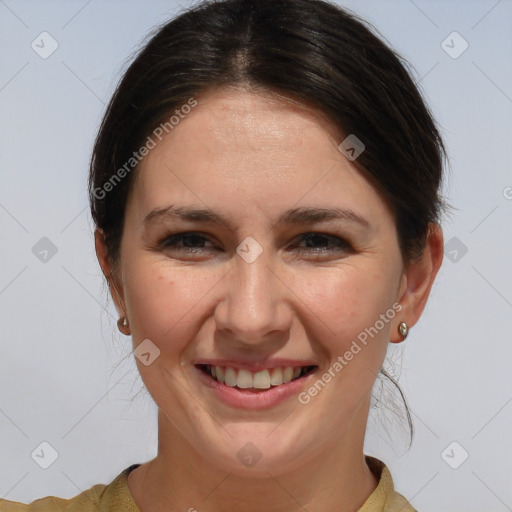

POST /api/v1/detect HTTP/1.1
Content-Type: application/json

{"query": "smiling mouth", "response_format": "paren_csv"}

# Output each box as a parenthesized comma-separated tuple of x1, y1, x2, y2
(196, 364, 317, 390)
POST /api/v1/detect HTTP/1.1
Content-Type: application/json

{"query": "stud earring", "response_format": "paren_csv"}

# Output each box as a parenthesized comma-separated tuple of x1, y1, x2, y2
(398, 321, 408, 341)
(117, 316, 130, 335)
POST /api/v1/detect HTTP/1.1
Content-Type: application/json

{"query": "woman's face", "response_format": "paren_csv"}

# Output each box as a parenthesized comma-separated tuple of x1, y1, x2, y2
(105, 88, 413, 474)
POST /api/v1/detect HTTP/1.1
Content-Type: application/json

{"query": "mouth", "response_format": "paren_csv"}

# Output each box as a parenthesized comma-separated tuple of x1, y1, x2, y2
(195, 364, 317, 391)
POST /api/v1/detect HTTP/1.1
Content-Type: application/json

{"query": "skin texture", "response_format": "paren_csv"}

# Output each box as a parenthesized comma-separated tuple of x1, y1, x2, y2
(95, 87, 443, 512)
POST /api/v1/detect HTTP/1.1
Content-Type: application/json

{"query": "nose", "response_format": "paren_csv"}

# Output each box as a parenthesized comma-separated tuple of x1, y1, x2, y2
(213, 247, 292, 347)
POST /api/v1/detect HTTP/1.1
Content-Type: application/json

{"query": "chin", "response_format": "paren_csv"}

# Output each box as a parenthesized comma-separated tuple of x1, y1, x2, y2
(195, 426, 309, 476)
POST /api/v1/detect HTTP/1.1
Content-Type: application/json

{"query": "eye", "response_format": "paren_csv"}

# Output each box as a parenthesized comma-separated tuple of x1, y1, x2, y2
(159, 232, 217, 254)
(292, 233, 353, 255)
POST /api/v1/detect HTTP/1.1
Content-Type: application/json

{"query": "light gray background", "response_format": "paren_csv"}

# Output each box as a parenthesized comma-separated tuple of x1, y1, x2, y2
(1, 1, 511, 511)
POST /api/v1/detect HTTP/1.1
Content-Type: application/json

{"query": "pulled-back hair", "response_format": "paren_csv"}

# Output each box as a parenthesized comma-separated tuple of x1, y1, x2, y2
(89, 0, 449, 448)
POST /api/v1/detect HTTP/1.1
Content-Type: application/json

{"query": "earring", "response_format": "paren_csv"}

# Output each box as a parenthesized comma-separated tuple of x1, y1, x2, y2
(398, 321, 408, 341)
(117, 316, 130, 335)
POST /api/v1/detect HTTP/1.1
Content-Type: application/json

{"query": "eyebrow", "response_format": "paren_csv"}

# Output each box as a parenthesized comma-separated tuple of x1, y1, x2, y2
(143, 204, 370, 230)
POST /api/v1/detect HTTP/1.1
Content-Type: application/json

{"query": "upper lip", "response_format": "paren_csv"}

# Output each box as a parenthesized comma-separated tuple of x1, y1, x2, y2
(193, 358, 318, 372)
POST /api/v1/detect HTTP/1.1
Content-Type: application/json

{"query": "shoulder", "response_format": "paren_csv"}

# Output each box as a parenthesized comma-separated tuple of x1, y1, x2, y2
(0, 465, 140, 512)
(0, 483, 105, 512)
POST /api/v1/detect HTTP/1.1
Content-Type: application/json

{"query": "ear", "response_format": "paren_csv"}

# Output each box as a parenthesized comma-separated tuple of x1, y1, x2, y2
(94, 228, 126, 318)
(392, 223, 444, 342)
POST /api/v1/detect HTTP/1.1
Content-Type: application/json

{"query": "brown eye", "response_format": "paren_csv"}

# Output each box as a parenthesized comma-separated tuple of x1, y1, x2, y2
(293, 233, 354, 254)
(160, 232, 216, 253)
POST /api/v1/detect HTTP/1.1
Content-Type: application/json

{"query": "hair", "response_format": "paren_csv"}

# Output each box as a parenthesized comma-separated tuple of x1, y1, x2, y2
(89, 0, 449, 450)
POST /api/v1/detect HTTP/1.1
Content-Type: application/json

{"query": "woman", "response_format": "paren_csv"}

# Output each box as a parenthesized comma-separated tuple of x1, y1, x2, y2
(1, 0, 446, 510)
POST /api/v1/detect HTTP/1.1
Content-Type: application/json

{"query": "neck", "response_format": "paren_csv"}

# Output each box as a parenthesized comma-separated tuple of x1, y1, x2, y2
(128, 402, 379, 512)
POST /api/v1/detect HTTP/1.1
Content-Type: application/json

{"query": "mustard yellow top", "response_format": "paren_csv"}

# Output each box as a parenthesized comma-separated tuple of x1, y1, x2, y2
(0, 456, 417, 511)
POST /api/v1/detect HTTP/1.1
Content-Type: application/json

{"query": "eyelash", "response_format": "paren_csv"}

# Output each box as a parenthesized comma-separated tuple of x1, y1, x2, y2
(157, 231, 354, 257)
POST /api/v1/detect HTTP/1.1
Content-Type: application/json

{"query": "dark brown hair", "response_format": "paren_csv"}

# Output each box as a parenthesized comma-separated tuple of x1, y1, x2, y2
(89, 0, 448, 449)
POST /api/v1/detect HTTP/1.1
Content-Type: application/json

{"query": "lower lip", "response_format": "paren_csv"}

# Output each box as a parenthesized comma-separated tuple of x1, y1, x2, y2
(194, 366, 316, 410)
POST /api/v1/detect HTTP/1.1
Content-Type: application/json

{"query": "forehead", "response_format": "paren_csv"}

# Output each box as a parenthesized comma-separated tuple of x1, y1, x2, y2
(189, 87, 342, 146)
(127, 88, 391, 228)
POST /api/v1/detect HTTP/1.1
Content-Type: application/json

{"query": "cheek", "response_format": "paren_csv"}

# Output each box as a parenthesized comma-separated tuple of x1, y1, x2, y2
(291, 265, 399, 424)
(298, 262, 398, 345)
(122, 257, 217, 355)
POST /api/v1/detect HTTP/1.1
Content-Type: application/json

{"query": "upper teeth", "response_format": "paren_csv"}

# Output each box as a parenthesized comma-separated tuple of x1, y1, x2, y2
(207, 365, 306, 389)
